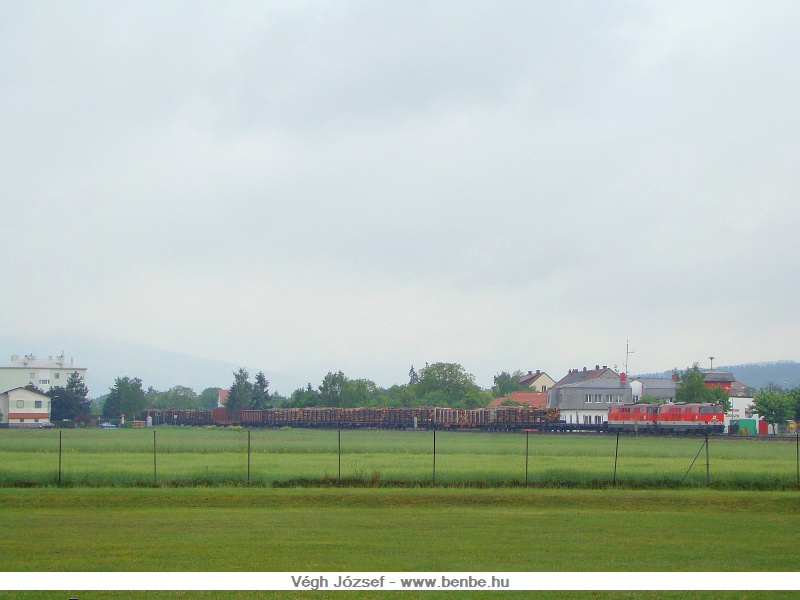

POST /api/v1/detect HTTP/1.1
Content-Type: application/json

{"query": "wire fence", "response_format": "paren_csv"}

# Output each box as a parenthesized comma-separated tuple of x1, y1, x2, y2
(1, 428, 798, 489)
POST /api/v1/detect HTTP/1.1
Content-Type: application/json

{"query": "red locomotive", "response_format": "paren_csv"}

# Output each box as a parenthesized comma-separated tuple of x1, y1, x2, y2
(607, 403, 725, 434)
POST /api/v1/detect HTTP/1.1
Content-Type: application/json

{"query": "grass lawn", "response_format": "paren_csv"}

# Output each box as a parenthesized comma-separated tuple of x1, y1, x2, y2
(1, 488, 798, 572)
(1, 488, 798, 600)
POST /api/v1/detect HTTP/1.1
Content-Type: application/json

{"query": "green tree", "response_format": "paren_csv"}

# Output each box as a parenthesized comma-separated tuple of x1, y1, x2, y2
(226, 368, 253, 413)
(48, 372, 91, 423)
(384, 384, 419, 407)
(674, 364, 708, 403)
(158, 386, 199, 410)
(198, 387, 221, 410)
(491, 370, 525, 398)
(341, 379, 379, 407)
(319, 371, 347, 407)
(417, 362, 481, 407)
(145, 386, 161, 408)
(249, 372, 270, 409)
(790, 387, 800, 422)
(751, 390, 793, 434)
(707, 385, 732, 413)
(102, 376, 146, 420)
(408, 366, 419, 386)
(674, 364, 731, 411)
(286, 384, 320, 408)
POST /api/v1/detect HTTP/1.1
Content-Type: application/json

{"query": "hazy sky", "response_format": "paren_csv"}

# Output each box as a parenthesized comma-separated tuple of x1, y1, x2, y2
(2, 1, 799, 391)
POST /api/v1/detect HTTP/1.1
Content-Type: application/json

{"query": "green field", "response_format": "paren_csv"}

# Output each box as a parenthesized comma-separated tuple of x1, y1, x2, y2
(0, 427, 797, 489)
(0, 488, 798, 599)
(3, 487, 799, 571)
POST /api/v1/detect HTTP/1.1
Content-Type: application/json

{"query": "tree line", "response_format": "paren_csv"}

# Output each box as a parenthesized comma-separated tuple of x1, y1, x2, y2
(71, 361, 799, 432)
(225, 363, 494, 411)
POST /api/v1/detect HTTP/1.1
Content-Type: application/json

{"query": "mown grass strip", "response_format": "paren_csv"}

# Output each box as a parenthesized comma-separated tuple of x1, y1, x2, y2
(0, 489, 798, 572)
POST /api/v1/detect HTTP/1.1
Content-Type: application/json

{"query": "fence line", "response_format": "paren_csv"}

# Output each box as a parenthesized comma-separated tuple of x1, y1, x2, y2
(9, 429, 800, 489)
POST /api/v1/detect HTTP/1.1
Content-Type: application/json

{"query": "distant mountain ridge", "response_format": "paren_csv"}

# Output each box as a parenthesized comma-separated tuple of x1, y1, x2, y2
(635, 361, 800, 390)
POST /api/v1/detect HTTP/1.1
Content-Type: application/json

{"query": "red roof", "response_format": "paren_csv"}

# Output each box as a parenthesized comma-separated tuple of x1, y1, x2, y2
(487, 391, 547, 409)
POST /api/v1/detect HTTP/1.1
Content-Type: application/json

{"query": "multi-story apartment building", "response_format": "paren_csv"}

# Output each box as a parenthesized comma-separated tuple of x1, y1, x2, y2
(0, 353, 87, 394)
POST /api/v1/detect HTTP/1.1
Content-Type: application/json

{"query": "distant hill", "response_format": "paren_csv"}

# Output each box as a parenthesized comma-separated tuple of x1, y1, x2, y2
(635, 361, 800, 390)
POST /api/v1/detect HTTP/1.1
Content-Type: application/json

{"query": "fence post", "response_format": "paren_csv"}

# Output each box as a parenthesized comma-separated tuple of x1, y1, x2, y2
(796, 432, 799, 490)
(247, 430, 251, 484)
(153, 430, 157, 487)
(613, 432, 620, 486)
(432, 429, 436, 485)
(58, 430, 62, 486)
(525, 431, 529, 487)
(338, 430, 341, 482)
(705, 435, 710, 487)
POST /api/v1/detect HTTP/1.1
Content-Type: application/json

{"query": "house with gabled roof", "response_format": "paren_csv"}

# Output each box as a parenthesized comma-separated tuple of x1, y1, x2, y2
(518, 370, 555, 393)
(547, 365, 631, 426)
(0, 385, 52, 427)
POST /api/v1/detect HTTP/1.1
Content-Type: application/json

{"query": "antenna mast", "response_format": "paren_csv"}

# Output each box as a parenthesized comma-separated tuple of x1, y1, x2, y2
(625, 340, 634, 375)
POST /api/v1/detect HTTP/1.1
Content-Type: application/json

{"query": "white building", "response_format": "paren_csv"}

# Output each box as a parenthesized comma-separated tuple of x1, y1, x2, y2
(0, 386, 52, 427)
(628, 377, 676, 403)
(724, 396, 756, 430)
(0, 353, 87, 393)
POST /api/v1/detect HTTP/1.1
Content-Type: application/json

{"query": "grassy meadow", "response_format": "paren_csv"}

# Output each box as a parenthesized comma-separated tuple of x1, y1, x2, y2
(0, 488, 798, 600)
(0, 426, 797, 489)
(1, 487, 799, 572)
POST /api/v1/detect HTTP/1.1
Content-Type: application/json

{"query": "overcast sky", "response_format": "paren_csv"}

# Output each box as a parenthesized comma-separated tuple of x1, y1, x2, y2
(2, 1, 799, 391)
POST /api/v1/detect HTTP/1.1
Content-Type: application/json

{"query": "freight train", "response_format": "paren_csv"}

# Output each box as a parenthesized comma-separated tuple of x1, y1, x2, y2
(606, 402, 725, 434)
(141, 405, 561, 431)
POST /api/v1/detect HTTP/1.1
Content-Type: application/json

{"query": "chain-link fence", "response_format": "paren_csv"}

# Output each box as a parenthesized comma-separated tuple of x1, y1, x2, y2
(1, 428, 798, 489)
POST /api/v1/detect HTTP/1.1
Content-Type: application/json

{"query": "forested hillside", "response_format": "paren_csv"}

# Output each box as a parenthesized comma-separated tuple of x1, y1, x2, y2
(637, 361, 800, 390)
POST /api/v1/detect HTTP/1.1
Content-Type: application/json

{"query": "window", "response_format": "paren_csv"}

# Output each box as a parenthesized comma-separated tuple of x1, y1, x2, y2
(19, 419, 24, 423)
(595, 415, 602, 424)
(35, 401, 42, 408)
(39, 379, 49, 385)
(34, 419, 39, 423)
(55, 373, 60, 379)
(595, 394, 602, 403)
(585, 394, 591, 403)
(16, 400, 24, 408)
(542, 385, 547, 392)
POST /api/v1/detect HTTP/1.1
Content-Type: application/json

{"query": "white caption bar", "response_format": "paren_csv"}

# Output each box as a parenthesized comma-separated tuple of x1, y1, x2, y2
(2, 572, 798, 591)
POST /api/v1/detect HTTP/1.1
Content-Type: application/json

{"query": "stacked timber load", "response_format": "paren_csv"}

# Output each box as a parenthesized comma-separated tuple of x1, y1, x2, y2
(466, 409, 487, 427)
(301, 407, 342, 426)
(267, 408, 301, 426)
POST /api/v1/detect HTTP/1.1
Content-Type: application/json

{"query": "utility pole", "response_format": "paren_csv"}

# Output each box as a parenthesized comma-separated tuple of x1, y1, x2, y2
(709, 356, 715, 371)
